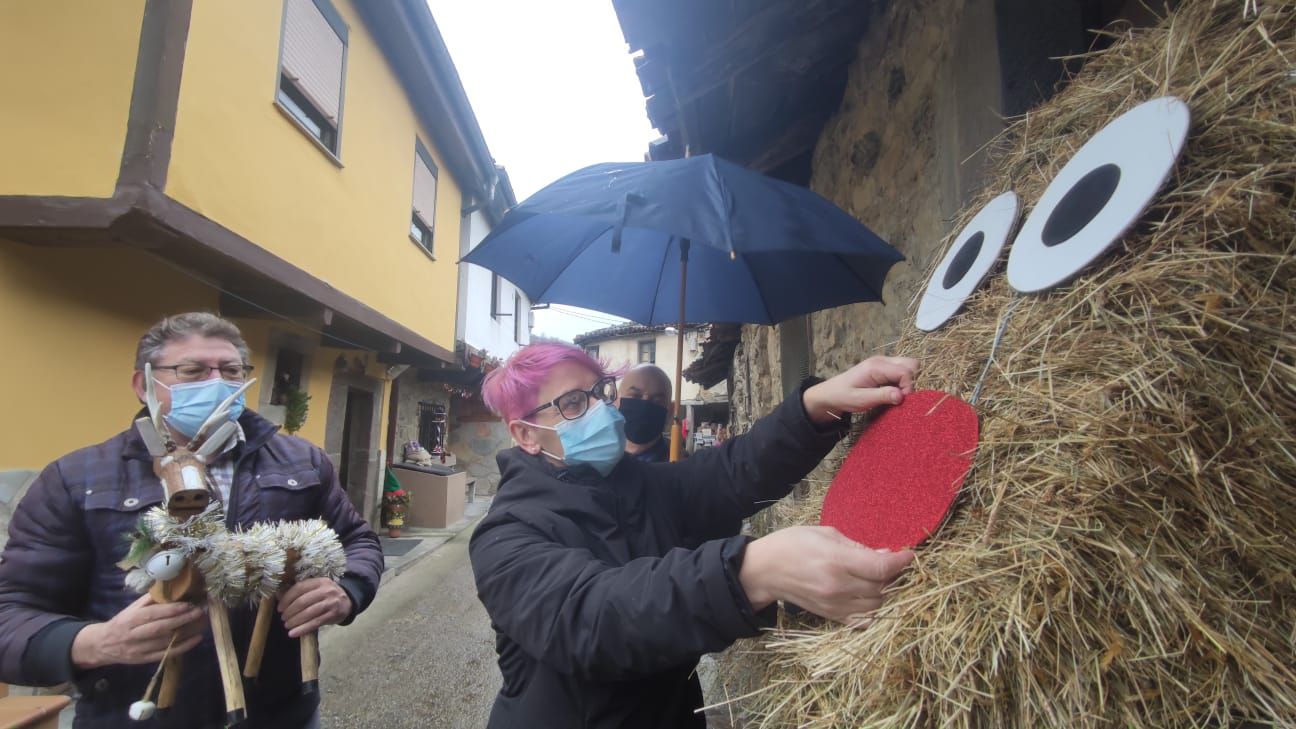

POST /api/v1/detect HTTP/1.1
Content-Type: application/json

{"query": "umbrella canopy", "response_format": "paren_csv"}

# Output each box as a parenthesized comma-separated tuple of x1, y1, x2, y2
(462, 154, 903, 325)
(462, 154, 903, 461)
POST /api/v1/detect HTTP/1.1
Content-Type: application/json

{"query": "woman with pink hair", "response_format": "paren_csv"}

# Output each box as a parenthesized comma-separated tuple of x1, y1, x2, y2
(471, 341, 918, 729)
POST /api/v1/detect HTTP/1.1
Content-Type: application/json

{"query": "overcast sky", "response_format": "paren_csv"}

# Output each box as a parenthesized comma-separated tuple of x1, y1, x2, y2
(425, 0, 659, 342)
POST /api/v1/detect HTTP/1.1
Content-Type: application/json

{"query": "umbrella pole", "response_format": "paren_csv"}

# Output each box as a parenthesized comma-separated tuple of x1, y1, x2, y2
(670, 240, 690, 462)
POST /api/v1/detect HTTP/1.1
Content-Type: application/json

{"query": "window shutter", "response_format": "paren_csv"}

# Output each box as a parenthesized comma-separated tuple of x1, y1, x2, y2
(413, 153, 438, 227)
(281, 0, 345, 121)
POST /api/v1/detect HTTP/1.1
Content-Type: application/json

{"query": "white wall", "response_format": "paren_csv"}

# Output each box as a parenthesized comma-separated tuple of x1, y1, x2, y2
(459, 208, 530, 358)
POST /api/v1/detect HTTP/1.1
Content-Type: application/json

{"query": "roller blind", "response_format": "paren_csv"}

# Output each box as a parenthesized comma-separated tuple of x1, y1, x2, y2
(413, 150, 439, 227)
(281, 0, 345, 121)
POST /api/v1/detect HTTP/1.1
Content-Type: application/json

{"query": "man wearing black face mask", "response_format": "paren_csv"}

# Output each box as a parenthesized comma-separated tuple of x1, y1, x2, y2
(617, 364, 672, 463)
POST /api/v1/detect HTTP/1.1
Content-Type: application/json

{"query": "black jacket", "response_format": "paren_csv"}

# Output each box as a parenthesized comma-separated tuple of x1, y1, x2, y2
(0, 411, 383, 729)
(470, 382, 846, 728)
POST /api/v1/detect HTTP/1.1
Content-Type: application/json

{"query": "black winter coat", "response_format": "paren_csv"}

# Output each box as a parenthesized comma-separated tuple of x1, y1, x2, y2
(470, 383, 846, 728)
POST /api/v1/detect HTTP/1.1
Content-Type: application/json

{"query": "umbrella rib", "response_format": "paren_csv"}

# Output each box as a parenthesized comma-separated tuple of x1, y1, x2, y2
(833, 251, 887, 304)
(737, 252, 778, 325)
(645, 236, 675, 325)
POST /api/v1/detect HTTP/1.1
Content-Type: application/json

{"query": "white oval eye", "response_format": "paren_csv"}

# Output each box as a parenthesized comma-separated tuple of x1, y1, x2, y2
(1007, 96, 1190, 293)
(144, 550, 186, 581)
(916, 191, 1019, 331)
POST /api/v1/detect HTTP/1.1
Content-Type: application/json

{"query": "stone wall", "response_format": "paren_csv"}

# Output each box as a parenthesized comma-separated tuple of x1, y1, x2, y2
(445, 419, 510, 496)
(0, 470, 37, 554)
(733, 0, 1006, 436)
(392, 373, 510, 496)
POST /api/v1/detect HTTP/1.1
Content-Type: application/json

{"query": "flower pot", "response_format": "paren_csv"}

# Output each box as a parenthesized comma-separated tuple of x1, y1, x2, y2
(387, 526, 402, 538)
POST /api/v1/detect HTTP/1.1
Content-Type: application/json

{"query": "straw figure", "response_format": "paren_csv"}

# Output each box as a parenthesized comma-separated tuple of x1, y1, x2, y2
(119, 365, 345, 724)
(722, 2, 1296, 727)
(242, 519, 347, 693)
(118, 364, 256, 723)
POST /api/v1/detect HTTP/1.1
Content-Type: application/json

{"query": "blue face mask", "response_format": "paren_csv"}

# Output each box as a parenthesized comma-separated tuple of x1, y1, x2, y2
(157, 378, 246, 439)
(529, 399, 627, 477)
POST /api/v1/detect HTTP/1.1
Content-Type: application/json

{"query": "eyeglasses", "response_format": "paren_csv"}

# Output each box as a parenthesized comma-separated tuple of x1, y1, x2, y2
(522, 376, 617, 421)
(153, 363, 255, 382)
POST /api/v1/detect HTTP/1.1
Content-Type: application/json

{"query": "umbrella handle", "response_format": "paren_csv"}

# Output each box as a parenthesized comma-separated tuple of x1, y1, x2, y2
(670, 241, 690, 463)
(669, 422, 684, 462)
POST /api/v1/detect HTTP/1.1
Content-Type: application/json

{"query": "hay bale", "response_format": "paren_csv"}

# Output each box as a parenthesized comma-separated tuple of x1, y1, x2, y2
(726, 1, 1296, 726)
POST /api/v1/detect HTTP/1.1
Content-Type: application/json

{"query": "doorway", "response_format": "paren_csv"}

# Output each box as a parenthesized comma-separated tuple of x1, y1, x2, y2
(325, 372, 385, 525)
(338, 387, 375, 516)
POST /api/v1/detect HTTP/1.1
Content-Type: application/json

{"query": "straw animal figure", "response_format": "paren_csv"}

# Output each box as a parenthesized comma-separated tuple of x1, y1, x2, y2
(119, 365, 345, 724)
(116, 364, 255, 723)
(720, 2, 1296, 727)
(242, 519, 348, 694)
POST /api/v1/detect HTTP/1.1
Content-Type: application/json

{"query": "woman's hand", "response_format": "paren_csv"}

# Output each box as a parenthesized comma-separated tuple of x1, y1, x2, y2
(802, 356, 920, 425)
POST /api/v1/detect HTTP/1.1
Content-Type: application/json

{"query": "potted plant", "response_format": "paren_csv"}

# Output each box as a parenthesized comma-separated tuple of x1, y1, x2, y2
(382, 488, 410, 537)
(283, 387, 311, 435)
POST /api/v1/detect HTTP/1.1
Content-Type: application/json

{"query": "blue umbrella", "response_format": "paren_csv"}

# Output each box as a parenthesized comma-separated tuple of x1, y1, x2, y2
(462, 154, 903, 459)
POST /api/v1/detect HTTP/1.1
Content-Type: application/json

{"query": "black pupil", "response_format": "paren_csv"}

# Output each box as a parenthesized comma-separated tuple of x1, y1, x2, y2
(1041, 163, 1122, 247)
(942, 231, 984, 289)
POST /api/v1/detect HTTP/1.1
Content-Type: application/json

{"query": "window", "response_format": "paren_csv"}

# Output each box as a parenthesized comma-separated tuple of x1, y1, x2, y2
(638, 339, 656, 364)
(513, 294, 520, 338)
(410, 215, 432, 250)
(410, 141, 439, 256)
(585, 345, 599, 359)
(277, 0, 347, 155)
(417, 401, 446, 451)
(269, 348, 306, 406)
(490, 273, 501, 319)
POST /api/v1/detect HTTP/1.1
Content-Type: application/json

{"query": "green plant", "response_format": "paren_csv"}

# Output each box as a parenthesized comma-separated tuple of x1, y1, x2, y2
(283, 387, 311, 434)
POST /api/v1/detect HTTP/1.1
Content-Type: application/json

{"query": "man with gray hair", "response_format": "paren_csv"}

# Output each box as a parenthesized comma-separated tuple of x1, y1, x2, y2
(0, 312, 382, 728)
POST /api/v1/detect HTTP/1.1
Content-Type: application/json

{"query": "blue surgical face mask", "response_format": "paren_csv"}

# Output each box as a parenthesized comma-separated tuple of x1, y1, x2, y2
(526, 399, 627, 477)
(156, 378, 246, 439)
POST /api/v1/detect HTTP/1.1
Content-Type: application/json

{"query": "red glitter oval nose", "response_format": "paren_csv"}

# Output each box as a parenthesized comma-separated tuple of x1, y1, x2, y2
(820, 390, 979, 550)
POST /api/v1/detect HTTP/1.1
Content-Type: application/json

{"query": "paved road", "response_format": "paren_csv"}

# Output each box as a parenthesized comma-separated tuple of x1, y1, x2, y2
(319, 524, 499, 728)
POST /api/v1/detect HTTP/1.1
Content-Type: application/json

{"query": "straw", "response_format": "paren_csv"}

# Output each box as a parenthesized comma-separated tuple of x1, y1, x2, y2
(719, 2, 1296, 726)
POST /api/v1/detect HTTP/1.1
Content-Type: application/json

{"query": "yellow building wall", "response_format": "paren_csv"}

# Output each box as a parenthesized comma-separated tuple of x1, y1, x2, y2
(168, 0, 462, 353)
(0, 239, 219, 470)
(227, 320, 395, 453)
(0, 0, 144, 197)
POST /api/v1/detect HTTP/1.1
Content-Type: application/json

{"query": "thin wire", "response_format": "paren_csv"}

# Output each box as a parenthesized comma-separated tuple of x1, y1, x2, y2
(146, 254, 400, 352)
(549, 305, 627, 326)
(970, 296, 1023, 406)
(548, 304, 625, 324)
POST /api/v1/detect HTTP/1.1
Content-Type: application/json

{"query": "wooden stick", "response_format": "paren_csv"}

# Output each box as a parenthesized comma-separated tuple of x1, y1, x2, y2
(242, 596, 277, 679)
(157, 653, 182, 709)
(300, 632, 319, 694)
(207, 595, 247, 726)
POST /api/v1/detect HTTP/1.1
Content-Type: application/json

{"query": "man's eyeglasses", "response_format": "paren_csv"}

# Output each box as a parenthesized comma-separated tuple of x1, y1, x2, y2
(153, 363, 255, 382)
(522, 377, 617, 421)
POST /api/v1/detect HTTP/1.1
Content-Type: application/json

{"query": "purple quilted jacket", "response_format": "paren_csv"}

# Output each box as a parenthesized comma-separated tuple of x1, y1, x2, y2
(0, 410, 383, 729)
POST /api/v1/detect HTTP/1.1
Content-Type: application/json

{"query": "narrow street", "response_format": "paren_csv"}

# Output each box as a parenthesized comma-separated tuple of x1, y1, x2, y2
(319, 524, 499, 728)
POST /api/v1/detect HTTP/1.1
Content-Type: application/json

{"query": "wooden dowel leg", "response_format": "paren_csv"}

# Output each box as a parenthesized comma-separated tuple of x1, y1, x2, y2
(300, 632, 319, 695)
(242, 596, 277, 678)
(157, 653, 182, 710)
(207, 595, 247, 726)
